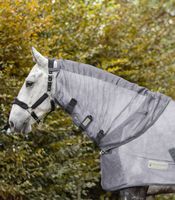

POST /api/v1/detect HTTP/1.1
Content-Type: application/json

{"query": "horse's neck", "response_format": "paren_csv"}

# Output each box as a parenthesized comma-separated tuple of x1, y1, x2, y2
(56, 69, 137, 120)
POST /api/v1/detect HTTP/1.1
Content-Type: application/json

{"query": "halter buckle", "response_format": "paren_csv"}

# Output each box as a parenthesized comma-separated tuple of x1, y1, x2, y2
(47, 82, 52, 92)
(48, 74, 53, 81)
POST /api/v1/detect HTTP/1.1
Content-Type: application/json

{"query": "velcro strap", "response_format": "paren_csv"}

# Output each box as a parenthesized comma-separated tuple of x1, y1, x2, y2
(79, 115, 93, 131)
(65, 98, 77, 114)
(31, 111, 40, 123)
(31, 93, 49, 109)
(12, 98, 29, 110)
(169, 148, 175, 162)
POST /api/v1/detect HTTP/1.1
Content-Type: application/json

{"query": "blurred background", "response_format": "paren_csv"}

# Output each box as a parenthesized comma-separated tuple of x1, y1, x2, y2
(1, 0, 175, 199)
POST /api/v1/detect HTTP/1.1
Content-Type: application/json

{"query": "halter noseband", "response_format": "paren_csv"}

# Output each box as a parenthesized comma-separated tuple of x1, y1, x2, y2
(12, 59, 56, 124)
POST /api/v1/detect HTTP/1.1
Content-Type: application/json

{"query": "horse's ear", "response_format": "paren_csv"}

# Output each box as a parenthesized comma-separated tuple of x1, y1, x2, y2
(31, 47, 48, 67)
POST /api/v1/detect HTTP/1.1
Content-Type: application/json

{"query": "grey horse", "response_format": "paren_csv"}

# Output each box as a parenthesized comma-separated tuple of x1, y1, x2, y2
(9, 48, 175, 199)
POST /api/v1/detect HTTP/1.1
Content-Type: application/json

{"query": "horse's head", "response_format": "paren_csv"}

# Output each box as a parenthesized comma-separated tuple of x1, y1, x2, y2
(9, 48, 56, 133)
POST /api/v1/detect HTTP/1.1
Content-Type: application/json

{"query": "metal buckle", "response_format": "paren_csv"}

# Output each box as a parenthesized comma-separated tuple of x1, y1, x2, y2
(48, 74, 53, 81)
(65, 98, 77, 114)
(100, 150, 107, 155)
(100, 149, 112, 155)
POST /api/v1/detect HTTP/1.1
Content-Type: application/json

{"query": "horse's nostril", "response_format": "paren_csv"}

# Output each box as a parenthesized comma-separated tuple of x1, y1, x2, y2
(9, 121, 14, 128)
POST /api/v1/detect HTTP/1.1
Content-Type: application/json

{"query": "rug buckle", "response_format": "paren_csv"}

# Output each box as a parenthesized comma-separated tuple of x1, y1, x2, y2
(100, 150, 108, 155)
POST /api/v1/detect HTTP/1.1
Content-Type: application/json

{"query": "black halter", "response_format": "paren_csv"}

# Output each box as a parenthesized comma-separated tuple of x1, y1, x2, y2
(12, 59, 56, 124)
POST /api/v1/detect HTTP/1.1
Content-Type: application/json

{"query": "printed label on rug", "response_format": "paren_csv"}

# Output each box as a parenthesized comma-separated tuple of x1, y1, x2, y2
(148, 160, 168, 170)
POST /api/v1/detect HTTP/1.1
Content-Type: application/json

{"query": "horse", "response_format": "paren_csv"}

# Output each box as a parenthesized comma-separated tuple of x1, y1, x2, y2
(9, 47, 175, 199)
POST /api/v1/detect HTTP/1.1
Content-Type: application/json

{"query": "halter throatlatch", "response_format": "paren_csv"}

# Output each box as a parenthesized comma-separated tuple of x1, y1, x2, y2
(12, 59, 56, 124)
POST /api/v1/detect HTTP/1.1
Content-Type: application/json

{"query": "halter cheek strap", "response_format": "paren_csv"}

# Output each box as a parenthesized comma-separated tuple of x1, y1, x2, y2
(12, 59, 57, 124)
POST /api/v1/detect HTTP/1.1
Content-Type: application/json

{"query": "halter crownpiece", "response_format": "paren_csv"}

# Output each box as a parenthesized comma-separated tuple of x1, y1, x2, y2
(12, 59, 57, 124)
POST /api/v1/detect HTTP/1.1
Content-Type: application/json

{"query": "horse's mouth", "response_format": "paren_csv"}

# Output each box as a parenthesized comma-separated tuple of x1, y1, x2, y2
(21, 122, 31, 133)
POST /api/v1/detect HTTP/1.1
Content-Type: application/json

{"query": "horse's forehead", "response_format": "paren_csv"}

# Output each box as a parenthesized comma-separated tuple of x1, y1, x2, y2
(27, 64, 41, 78)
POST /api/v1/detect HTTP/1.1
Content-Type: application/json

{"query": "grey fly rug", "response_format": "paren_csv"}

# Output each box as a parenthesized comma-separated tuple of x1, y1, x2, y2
(54, 59, 175, 191)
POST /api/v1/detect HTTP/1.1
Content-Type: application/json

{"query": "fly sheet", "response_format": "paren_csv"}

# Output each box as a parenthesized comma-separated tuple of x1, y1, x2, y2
(54, 59, 175, 191)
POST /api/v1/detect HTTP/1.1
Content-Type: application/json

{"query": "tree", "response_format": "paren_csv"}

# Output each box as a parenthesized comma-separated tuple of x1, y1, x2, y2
(0, 0, 175, 199)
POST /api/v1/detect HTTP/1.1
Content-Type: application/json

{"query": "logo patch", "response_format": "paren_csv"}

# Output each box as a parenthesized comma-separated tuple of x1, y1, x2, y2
(148, 160, 168, 170)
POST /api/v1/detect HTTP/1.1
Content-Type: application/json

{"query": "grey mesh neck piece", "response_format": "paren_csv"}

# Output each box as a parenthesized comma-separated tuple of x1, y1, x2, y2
(54, 59, 171, 151)
(54, 59, 175, 192)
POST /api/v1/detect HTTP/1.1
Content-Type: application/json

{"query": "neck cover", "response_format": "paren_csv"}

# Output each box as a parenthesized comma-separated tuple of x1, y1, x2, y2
(54, 59, 175, 191)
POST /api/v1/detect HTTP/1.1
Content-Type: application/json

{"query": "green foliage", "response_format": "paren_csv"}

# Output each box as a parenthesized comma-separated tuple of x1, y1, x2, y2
(156, 194, 175, 200)
(1, 0, 175, 199)
(97, 0, 175, 96)
(0, 129, 99, 199)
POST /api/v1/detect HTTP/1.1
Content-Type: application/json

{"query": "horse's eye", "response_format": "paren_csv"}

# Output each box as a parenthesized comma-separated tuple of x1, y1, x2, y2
(26, 81, 34, 87)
